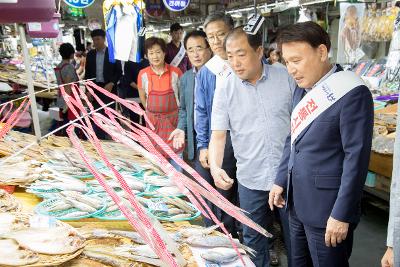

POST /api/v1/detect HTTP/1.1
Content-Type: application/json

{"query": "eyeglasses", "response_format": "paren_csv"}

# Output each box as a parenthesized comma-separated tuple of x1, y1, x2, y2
(206, 32, 228, 44)
(187, 47, 208, 55)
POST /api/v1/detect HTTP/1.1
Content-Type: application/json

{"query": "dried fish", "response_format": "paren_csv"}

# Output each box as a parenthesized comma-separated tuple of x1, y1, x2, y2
(108, 230, 147, 245)
(0, 239, 39, 266)
(46, 202, 72, 212)
(201, 247, 244, 264)
(0, 189, 21, 212)
(154, 186, 181, 196)
(63, 197, 97, 213)
(60, 191, 103, 209)
(116, 244, 158, 259)
(4, 227, 85, 255)
(185, 235, 255, 255)
(82, 250, 130, 267)
(143, 175, 173, 187)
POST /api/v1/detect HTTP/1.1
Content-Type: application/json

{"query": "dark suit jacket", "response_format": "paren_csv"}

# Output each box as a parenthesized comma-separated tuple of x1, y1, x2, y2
(275, 65, 374, 228)
(84, 48, 122, 88)
(177, 69, 196, 160)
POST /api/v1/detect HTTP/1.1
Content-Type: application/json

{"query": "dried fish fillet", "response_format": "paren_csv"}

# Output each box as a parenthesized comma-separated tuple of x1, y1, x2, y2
(0, 239, 39, 266)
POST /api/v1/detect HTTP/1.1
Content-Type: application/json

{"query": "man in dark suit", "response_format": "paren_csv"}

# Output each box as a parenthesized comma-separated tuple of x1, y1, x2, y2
(268, 21, 374, 267)
(85, 29, 122, 139)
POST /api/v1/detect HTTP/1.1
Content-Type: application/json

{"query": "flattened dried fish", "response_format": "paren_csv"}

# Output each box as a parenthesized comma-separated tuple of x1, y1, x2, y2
(0, 239, 39, 266)
(4, 227, 85, 255)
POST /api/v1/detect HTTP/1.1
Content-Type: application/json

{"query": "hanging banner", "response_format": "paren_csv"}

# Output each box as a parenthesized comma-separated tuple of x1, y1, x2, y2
(163, 0, 190, 12)
(64, 0, 95, 8)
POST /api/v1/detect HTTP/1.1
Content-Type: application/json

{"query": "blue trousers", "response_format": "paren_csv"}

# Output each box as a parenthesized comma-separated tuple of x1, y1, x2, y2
(289, 206, 355, 267)
(238, 184, 290, 267)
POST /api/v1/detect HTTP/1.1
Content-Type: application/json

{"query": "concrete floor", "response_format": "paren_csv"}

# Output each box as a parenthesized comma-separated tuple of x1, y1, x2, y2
(275, 202, 389, 267)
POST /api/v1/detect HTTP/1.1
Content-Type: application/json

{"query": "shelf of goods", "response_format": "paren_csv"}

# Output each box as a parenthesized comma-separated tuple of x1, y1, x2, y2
(0, 130, 255, 267)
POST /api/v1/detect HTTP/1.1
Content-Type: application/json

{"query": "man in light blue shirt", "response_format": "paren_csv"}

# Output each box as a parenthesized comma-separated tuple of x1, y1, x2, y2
(209, 27, 296, 267)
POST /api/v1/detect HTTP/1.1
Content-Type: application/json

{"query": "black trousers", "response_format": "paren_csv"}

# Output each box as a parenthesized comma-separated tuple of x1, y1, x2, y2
(192, 133, 240, 238)
(92, 82, 116, 139)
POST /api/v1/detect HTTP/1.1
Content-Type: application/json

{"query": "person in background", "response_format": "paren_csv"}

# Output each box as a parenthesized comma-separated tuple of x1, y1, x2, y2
(168, 30, 212, 167)
(165, 23, 191, 73)
(266, 43, 284, 66)
(137, 37, 183, 170)
(118, 58, 149, 124)
(194, 11, 240, 238)
(269, 22, 374, 267)
(53, 43, 80, 136)
(85, 29, 122, 139)
(74, 50, 86, 80)
(86, 41, 93, 53)
(208, 27, 294, 267)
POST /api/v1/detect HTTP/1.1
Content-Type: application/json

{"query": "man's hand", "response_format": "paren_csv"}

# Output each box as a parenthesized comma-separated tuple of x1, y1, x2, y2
(211, 167, 234, 190)
(199, 148, 209, 169)
(104, 82, 114, 92)
(268, 184, 285, 210)
(381, 247, 394, 267)
(168, 129, 185, 150)
(325, 216, 349, 247)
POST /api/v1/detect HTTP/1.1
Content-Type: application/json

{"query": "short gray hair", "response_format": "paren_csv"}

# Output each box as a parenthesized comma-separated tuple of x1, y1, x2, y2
(203, 11, 234, 30)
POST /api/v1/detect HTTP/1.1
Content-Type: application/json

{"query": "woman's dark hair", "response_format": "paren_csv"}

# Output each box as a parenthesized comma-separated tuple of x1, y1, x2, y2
(183, 30, 209, 49)
(224, 27, 262, 51)
(144, 37, 167, 55)
(90, 29, 106, 38)
(277, 21, 331, 51)
(170, 23, 183, 33)
(59, 43, 75, 60)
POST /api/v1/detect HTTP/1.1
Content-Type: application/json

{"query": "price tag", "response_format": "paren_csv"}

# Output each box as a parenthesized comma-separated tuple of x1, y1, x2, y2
(147, 199, 168, 212)
(30, 215, 57, 228)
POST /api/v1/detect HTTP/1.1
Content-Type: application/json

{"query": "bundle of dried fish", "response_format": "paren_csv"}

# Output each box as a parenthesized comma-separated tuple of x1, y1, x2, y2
(0, 189, 21, 212)
(36, 192, 106, 220)
(0, 239, 39, 266)
(148, 197, 199, 221)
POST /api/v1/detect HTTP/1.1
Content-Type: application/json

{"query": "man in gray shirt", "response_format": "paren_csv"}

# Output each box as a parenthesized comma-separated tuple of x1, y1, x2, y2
(208, 27, 296, 267)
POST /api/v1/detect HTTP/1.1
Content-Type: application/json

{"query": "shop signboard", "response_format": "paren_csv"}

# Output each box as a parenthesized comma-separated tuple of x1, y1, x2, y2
(145, 0, 165, 17)
(64, 0, 95, 8)
(163, 0, 190, 12)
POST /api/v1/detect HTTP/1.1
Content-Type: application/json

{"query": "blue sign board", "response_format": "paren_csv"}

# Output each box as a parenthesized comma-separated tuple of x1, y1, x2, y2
(162, 0, 189, 12)
(64, 0, 95, 8)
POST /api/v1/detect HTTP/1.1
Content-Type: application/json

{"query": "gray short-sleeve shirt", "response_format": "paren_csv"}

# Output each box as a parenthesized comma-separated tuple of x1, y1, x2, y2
(211, 63, 296, 191)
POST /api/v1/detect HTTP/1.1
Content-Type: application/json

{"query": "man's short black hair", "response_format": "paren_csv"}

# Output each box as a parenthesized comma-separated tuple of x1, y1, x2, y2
(59, 43, 75, 60)
(183, 30, 209, 50)
(170, 23, 183, 33)
(90, 29, 106, 38)
(277, 21, 331, 51)
(224, 26, 262, 51)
